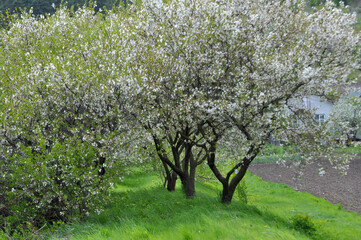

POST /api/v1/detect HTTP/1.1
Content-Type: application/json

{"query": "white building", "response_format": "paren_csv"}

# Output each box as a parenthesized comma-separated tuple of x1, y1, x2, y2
(303, 95, 333, 126)
(304, 88, 361, 140)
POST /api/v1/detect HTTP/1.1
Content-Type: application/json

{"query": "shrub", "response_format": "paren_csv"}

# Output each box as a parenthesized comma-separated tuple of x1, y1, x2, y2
(0, 4, 133, 236)
(236, 178, 248, 204)
(260, 144, 285, 156)
(1, 136, 118, 236)
(290, 213, 316, 235)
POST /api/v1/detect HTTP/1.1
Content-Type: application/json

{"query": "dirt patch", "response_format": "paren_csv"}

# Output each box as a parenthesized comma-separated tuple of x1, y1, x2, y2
(249, 157, 361, 215)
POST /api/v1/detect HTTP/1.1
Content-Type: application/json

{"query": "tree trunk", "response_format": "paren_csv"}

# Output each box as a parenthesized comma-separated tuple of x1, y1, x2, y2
(221, 184, 236, 204)
(97, 156, 106, 176)
(180, 143, 196, 198)
(221, 164, 249, 204)
(182, 176, 195, 198)
(152, 134, 197, 197)
(166, 171, 177, 191)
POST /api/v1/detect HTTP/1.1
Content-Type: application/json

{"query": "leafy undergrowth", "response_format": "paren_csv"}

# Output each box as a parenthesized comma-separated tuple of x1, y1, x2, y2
(252, 144, 361, 163)
(335, 145, 361, 154)
(43, 170, 361, 240)
(252, 144, 300, 163)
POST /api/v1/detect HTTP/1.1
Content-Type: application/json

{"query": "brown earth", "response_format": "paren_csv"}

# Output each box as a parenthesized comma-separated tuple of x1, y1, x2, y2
(249, 156, 361, 215)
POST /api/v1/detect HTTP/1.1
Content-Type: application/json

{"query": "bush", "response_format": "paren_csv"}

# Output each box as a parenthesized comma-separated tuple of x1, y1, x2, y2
(1, 137, 117, 236)
(290, 213, 316, 235)
(259, 144, 285, 156)
(236, 178, 248, 204)
(0, 5, 133, 236)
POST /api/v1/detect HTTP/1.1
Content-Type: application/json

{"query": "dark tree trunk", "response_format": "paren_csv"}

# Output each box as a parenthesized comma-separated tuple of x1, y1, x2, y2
(152, 132, 198, 198)
(206, 141, 259, 204)
(221, 192, 234, 204)
(220, 164, 249, 204)
(166, 171, 177, 191)
(182, 143, 196, 198)
(221, 183, 236, 204)
(161, 160, 177, 191)
(182, 175, 195, 198)
(97, 156, 106, 176)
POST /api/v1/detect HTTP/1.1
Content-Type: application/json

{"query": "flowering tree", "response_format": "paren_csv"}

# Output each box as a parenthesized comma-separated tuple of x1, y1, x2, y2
(328, 95, 361, 142)
(118, 0, 234, 197)
(119, 0, 360, 202)
(0, 5, 141, 232)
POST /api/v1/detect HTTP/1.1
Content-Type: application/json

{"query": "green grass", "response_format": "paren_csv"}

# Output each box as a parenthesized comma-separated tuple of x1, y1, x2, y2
(335, 145, 361, 154)
(253, 154, 301, 164)
(253, 144, 361, 163)
(43, 170, 361, 240)
(253, 144, 300, 163)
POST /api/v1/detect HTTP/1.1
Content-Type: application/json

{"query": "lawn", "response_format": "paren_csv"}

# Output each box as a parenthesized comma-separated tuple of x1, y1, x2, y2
(44, 168, 361, 240)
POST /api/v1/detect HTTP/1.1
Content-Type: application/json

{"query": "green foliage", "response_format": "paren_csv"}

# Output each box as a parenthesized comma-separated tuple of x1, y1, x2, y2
(347, 69, 361, 84)
(253, 144, 301, 163)
(0, 0, 124, 16)
(0, 1, 129, 29)
(337, 203, 343, 210)
(335, 144, 361, 153)
(0, 3, 131, 237)
(290, 213, 317, 235)
(260, 144, 285, 156)
(325, 89, 343, 103)
(0, 0, 352, 16)
(308, 0, 349, 7)
(1, 136, 115, 237)
(0, 8, 18, 29)
(236, 177, 248, 204)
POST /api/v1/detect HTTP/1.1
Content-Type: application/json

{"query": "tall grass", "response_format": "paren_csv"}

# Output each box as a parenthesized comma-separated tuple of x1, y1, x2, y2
(43, 169, 361, 240)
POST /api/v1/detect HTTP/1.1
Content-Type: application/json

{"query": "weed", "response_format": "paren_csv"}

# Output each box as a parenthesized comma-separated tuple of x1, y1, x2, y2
(290, 213, 316, 235)
(236, 177, 248, 204)
(337, 203, 343, 210)
(182, 230, 193, 240)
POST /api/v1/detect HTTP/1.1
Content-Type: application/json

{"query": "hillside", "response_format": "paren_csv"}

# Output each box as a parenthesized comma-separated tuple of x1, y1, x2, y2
(42, 170, 361, 240)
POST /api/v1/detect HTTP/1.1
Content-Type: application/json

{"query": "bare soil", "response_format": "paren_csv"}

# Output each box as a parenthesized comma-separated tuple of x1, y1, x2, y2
(249, 156, 361, 215)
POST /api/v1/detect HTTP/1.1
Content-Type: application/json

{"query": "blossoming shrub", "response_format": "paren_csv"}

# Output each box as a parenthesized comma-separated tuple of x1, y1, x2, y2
(0, 4, 132, 235)
(2, 137, 112, 230)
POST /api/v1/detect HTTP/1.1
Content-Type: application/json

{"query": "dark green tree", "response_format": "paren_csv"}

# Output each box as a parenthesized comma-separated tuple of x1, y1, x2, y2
(0, 0, 123, 16)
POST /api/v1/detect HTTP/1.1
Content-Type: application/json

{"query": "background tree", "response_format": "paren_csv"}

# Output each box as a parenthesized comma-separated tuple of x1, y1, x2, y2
(0, 0, 123, 15)
(328, 95, 361, 142)
(0, 0, 128, 29)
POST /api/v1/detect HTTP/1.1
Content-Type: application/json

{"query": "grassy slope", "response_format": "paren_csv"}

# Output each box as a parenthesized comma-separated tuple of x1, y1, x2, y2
(46, 170, 361, 240)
